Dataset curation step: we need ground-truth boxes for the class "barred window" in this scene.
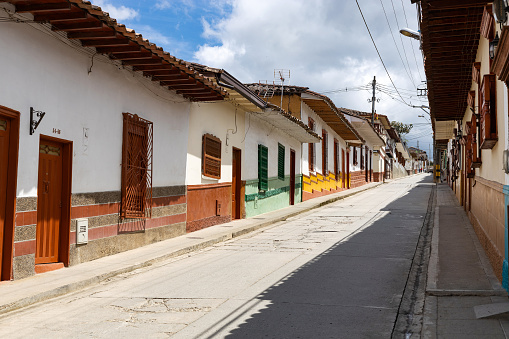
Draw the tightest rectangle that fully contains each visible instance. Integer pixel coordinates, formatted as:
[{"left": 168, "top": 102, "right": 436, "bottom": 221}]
[
  {"left": 322, "top": 129, "right": 328, "bottom": 175},
  {"left": 308, "top": 118, "right": 315, "bottom": 172},
  {"left": 202, "top": 134, "right": 221, "bottom": 179},
  {"left": 121, "top": 113, "right": 153, "bottom": 219}
]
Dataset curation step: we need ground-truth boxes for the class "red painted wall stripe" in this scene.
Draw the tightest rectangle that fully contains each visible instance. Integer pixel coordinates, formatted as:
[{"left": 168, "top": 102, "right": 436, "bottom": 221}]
[{"left": 14, "top": 240, "right": 36, "bottom": 257}]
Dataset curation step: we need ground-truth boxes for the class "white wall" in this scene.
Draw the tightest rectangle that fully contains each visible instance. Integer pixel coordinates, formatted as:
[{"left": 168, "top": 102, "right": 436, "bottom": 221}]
[
  {"left": 0, "top": 9, "right": 190, "bottom": 196},
  {"left": 244, "top": 113, "right": 302, "bottom": 180},
  {"left": 300, "top": 102, "right": 348, "bottom": 177},
  {"left": 187, "top": 101, "right": 246, "bottom": 185}
]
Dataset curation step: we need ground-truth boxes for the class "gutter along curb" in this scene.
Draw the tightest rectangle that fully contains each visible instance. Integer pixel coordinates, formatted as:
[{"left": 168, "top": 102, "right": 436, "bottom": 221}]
[{"left": 0, "top": 181, "right": 383, "bottom": 316}]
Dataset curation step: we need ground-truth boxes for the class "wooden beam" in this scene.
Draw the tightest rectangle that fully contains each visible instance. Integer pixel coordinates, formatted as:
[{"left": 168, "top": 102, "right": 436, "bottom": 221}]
[
  {"left": 52, "top": 21, "right": 104, "bottom": 31},
  {"left": 95, "top": 45, "right": 141, "bottom": 53},
  {"left": 67, "top": 30, "right": 117, "bottom": 39},
  {"left": 152, "top": 75, "right": 188, "bottom": 81},
  {"left": 81, "top": 38, "right": 131, "bottom": 47},
  {"left": 133, "top": 64, "right": 177, "bottom": 71},
  {"left": 122, "top": 58, "right": 162, "bottom": 65},
  {"left": 34, "top": 11, "right": 87, "bottom": 22},
  {"left": 142, "top": 69, "right": 180, "bottom": 77},
  {"left": 111, "top": 51, "right": 154, "bottom": 60},
  {"left": 16, "top": 3, "right": 71, "bottom": 13}
]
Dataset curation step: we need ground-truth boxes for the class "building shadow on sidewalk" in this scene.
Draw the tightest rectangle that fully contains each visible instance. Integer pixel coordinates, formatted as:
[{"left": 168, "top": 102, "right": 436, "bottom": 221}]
[{"left": 206, "top": 176, "right": 434, "bottom": 338}]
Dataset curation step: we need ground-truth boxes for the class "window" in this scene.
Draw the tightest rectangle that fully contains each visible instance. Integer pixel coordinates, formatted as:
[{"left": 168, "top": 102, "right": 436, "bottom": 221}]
[
  {"left": 202, "top": 134, "right": 221, "bottom": 179},
  {"left": 479, "top": 74, "right": 497, "bottom": 149},
  {"left": 322, "top": 129, "right": 328, "bottom": 175},
  {"left": 278, "top": 143, "right": 285, "bottom": 180},
  {"left": 353, "top": 147, "right": 358, "bottom": 166},
  {"left": 258, "top": 144, "right": 268, "bottom": 190},
  {"left": 121, "top": 113, "right": 153, "bottom": 219},
  {"left": 308, "top": 118, "right": 315, "bottom": 171}
]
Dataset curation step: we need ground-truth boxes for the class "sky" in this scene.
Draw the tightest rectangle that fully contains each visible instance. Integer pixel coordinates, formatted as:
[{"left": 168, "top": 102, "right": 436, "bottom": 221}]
[{"left": 93, "top": 0, "right": 433, "bottom": 155}]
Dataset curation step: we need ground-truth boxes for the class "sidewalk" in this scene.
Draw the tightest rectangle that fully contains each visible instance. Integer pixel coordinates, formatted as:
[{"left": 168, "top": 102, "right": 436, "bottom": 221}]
[
  {"left": 423, "top": 183, "right": 509, "bottom": 338},
  {"left": 0, "top": 181, "right": 383, "bottom": 316}
]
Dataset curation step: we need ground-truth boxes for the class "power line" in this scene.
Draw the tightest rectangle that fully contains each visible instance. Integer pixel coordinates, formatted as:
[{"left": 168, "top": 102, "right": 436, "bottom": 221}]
[
  {"left": 389, "top": 0, "right": 416, "bottom": 87},
  {"left": 355, "top": 0, "right": 410, "bottom": 106},
  {"left": 379, "top": 0, "right": 415, "bottom": 87},
  {"left": 399, "top": 0, "right": 424, "bottom": 82}
]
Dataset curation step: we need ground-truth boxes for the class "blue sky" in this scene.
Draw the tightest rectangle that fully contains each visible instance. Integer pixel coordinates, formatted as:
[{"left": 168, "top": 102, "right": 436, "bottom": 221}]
[{"left": 92, "top": 0, "right": 432, "bottom": 153}]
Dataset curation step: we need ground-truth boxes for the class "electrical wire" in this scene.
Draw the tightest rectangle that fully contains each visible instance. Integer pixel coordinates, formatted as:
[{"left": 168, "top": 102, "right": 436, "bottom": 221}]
[
  {"left": 399, "top": 0, "right": 424, "bottom": 82},
  {"left": 355, "top": 0, "right": 411, "bottom": 106},
  {"left": 379, "top": 0, "right": 415, "bottom": 87},
  {"left": 389, "top": 0, "right": 416, "bottom": 87}
]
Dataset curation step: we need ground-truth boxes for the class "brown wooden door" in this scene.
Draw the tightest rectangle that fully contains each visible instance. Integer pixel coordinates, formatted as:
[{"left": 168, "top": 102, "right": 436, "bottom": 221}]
[
  {"left": 341, "top": 149, "right": 345, "bottom": 188},
  {"left": 232, "top": 148, "right": 241, "bottom": 219},
  {"left": 36, "top": 141, "right": 63, "bottom": 264},
  {"left": 290, "top": 150, "right": 296, "bottom": 205},
  {"left": 346, "top": 151, "right": 350, "bottom": 189},
  {"left": 0, "top": 118, "right": 10, "bottom": 274}
]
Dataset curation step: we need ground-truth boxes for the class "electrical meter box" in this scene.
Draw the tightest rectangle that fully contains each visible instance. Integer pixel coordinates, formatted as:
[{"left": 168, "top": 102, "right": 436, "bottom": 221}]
[{"left": 76, "top": 218, "right": 88, "bottom": 245}]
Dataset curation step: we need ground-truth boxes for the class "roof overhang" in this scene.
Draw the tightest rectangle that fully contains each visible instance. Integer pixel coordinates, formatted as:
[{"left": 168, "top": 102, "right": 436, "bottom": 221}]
[
  {"left": 349, "top": 117, "right": 386, "bottom": 147},
  {"left": 249, "top": 107, "right": 321, "bottom": 143},
  {"left": 435, "top": 120, "right": 456, "bottom": 140},
  {"left": 301, "top": 92, "right": 364, "bottom": 144},
  {"left": 3, "top": 0, "right": 226, "bottom": 101},
  {"left": 420, "top": 0, "right": 488, "bottom": 121},
  {"left": 396, "top": 142, "right": 411, "bottom": 159}
]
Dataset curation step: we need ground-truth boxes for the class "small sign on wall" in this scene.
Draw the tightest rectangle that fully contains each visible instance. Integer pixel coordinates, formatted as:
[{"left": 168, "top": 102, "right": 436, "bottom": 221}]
[{"left": 76, "top": 218, "right": 88, "bottom": 244}]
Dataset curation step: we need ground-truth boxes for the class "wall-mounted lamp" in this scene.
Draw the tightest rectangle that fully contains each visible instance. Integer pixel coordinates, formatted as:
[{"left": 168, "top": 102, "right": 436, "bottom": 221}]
[{"left": 490, "top": 32, "right": 500, "bottom": 60}]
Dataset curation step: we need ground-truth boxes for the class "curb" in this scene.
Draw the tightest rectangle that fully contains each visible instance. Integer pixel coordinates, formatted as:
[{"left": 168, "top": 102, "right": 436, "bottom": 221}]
[{"left": 0, "top": 181, "right": 385, "bottom": 316}]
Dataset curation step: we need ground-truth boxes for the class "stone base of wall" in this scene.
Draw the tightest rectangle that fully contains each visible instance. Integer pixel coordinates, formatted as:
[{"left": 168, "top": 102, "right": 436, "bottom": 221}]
[
  {"left": 373, "top": 172, "right": 384, "bottom": 182},
  {"left": 468, "top": 211, "right": 504, "bottom": 283},
  {"left": 186, "top": 216, "right": 231, "bottom": 232},
  {"left": 12, "top": 254, "right": 35, "bottom": 280},
  {"left": 70, "top": 222, "right": 186, "bottom": 266},
  {"left": 350, "top": 170, "right": 369, "bottom": 188}
]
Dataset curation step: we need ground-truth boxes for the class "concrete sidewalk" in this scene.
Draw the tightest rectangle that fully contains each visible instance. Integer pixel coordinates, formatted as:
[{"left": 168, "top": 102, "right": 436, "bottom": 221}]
[
  {"left": 423, "top": 183, "right": 509, "bottom": 338},
  {"left": 0, "top": 181, "right": 384, "bottom": 316}
]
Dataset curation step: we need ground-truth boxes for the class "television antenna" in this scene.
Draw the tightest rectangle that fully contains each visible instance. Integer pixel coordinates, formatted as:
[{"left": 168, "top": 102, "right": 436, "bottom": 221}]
[{"left": 274, "top": 69, "right": 290, "bottom": 110}]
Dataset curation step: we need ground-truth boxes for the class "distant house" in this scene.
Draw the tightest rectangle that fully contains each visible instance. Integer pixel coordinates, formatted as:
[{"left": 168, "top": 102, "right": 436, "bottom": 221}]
[
  {"left": 0, "top": 0, "right": 225, "bottom": 280},
  {"left": 186, "top": 65, "right": 319, "bottom": 225},
  {"left": 247, "top": 84, "right": 365, "bottom": 200}
]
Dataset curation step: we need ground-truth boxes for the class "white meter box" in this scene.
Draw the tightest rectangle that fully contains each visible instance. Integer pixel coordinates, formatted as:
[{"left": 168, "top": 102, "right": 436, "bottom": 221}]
[{"left": 76, "top": 218, "right": 88, "bottom": 245}]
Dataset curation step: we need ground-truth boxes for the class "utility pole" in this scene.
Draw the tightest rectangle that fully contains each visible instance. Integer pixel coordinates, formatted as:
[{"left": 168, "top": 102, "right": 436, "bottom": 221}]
[{"left": 371, "top": 76, "right": 376, "bottom": 126}]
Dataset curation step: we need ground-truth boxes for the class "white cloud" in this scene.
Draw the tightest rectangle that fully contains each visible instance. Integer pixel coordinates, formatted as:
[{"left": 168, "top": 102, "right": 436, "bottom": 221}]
[
  {"left": 94, "top": 0, "right": 138, "bottom": 21},
  {"left": 155, "top": 0, "right": 172, "bottom": 10},
  {"left": 193, "top": 0, "right": 429, "bottom": 149},
  {"left": 129, "top": 25, "right": 170, "bottom": 46}
]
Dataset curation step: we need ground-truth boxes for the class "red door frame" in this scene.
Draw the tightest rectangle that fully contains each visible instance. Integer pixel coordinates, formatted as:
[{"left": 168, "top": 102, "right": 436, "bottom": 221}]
[
  {"left": 231, "top": 147, "right": 241, "bottom": 219},
  {"left": 0, "top": 106, "right": 19, "bottom": 281},
  {"left": 341, "top": 148, "right": 345, "bottom": 188},
  {"left": 290, "top": 149, "right": 296, "bottom": 205},
  {"left": 37, "top": 135, "right": 72, "bottom": 267}
]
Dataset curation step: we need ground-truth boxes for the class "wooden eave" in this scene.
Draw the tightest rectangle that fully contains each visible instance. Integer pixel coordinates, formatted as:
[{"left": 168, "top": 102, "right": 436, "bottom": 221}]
[
  {"left": 6, "top": 0, "right": 226, "bottom": 102},
  {"left": 301, "top": 97, "right": 364, "bottom": 143},
  {"left": 420, "top": 0, "right": 488, "bottom": 121}
]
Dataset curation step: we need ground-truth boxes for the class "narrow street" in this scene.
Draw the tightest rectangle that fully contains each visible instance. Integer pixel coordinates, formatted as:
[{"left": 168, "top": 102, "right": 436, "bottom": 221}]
[{"left": 0, "top": 175, "right": 433, "bottom": 338}]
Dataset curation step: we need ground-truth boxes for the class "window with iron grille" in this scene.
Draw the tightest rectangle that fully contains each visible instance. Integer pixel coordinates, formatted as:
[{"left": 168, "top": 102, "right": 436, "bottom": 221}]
[
  {"left": 278, "top": 143, "right": 285, "bottom": 180},
  {"left": 121, "top": 113, "right": 153, "bottom": 219},
  {"left": 202, "top": 134, "right": 221, "bottom": 179},
  {"left": 353, "top": 146, "right": 358, "bottom": 166},
  {"left": 334, "top": 139, "right": 339, "bottom": 181},
  {"left": 322, "top": 129, "right": 328, "bottom": 175},
  {"left": 258, "top": 144, "right": 268, "bottom": 190},
  {"left": 479, "top": 74, "right": 497, "bottom": 149},
  {"left": 360, "top": 146, "right": 365, "bottom": 170},
  {"left": 308, "top": 118, "right": 315, "bottom": 172}
]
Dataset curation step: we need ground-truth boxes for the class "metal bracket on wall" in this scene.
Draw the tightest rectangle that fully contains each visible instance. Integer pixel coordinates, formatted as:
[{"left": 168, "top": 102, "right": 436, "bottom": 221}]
[{"left": 30, "top": 107, "right": 45, "bottom": 135}]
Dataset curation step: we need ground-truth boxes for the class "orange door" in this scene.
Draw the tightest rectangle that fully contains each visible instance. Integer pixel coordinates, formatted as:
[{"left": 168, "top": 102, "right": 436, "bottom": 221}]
[
  {"left": 0, "top": 118, "right": 10, "bottom": 273},
  {"left": 231, "top": 148, "right": 241, "bottom": 219},
  {"left": 36, "top": 141, "right": 63, "bottom": 264}
]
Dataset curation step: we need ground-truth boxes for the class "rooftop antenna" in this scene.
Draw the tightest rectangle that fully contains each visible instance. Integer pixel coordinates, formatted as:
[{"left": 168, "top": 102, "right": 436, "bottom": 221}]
[{"left": 274, "top": 69, "right": 290, "bottom": 111}]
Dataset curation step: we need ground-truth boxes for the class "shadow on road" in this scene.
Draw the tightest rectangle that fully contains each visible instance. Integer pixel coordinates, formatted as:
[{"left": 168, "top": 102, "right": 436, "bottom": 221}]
[{"left": 212, "top": 175, "right": 433, "bottom": 338}]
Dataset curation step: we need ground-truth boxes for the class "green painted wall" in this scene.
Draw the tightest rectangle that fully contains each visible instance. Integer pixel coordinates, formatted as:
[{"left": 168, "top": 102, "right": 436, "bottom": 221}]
[{"left": 245, "top": 174, "right": 302, "bottom": 218}]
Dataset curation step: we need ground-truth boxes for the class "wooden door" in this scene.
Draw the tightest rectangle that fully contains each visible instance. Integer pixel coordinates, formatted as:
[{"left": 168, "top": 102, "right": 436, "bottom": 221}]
[
  {"left": 365, "top": 149, "right": 368, "bottom": 182},
  {"left": 231, "top": 148, "right": 241, "bottom": 219},
  {"left": 36, "top": 141, "right": 63, "bottom": 264},
  {"left": 0, "top": 118, "right": 10, "bottom": 274},
  {"left": 290, "top": 150, "right": 296, "bottom": 205},
  {"left": 346, "top": 151, "right": 350, "bottom": 189},
  {"left": 334, "top": 140, "right": 338, "bottom": 183},
  {"left": 341, "top": 149, "right": 345, "bottom": 188}
]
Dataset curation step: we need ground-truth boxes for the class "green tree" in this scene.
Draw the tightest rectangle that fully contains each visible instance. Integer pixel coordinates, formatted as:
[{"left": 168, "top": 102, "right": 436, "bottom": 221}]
[{"left": 391, "top": 121, "right": 413, "bottom": 135}]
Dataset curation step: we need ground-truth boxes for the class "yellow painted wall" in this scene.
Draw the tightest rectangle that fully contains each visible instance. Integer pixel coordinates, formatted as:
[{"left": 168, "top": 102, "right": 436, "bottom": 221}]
[
  {"left": 303, "top": 172, "right": 346, "bottom": 193},
  {"left": 268, "top": 94, "right": 302, "bottom": 120}
]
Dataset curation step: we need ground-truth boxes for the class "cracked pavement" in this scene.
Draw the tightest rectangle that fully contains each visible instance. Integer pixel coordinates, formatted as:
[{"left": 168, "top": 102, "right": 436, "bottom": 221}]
[{"left": 0, "top": 175, "right": 433, "bottom": 338}]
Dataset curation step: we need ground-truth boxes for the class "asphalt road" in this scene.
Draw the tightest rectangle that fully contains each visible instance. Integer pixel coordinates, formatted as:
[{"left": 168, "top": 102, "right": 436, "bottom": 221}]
[{"left": 0, "top": 174, "right": 433, "bottom": 338}]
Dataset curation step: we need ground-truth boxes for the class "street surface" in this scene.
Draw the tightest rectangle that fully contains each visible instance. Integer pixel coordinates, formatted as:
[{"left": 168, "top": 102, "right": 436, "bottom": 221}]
[{"left": 0, "top": 174, "right": 433, "bottom": 338}]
